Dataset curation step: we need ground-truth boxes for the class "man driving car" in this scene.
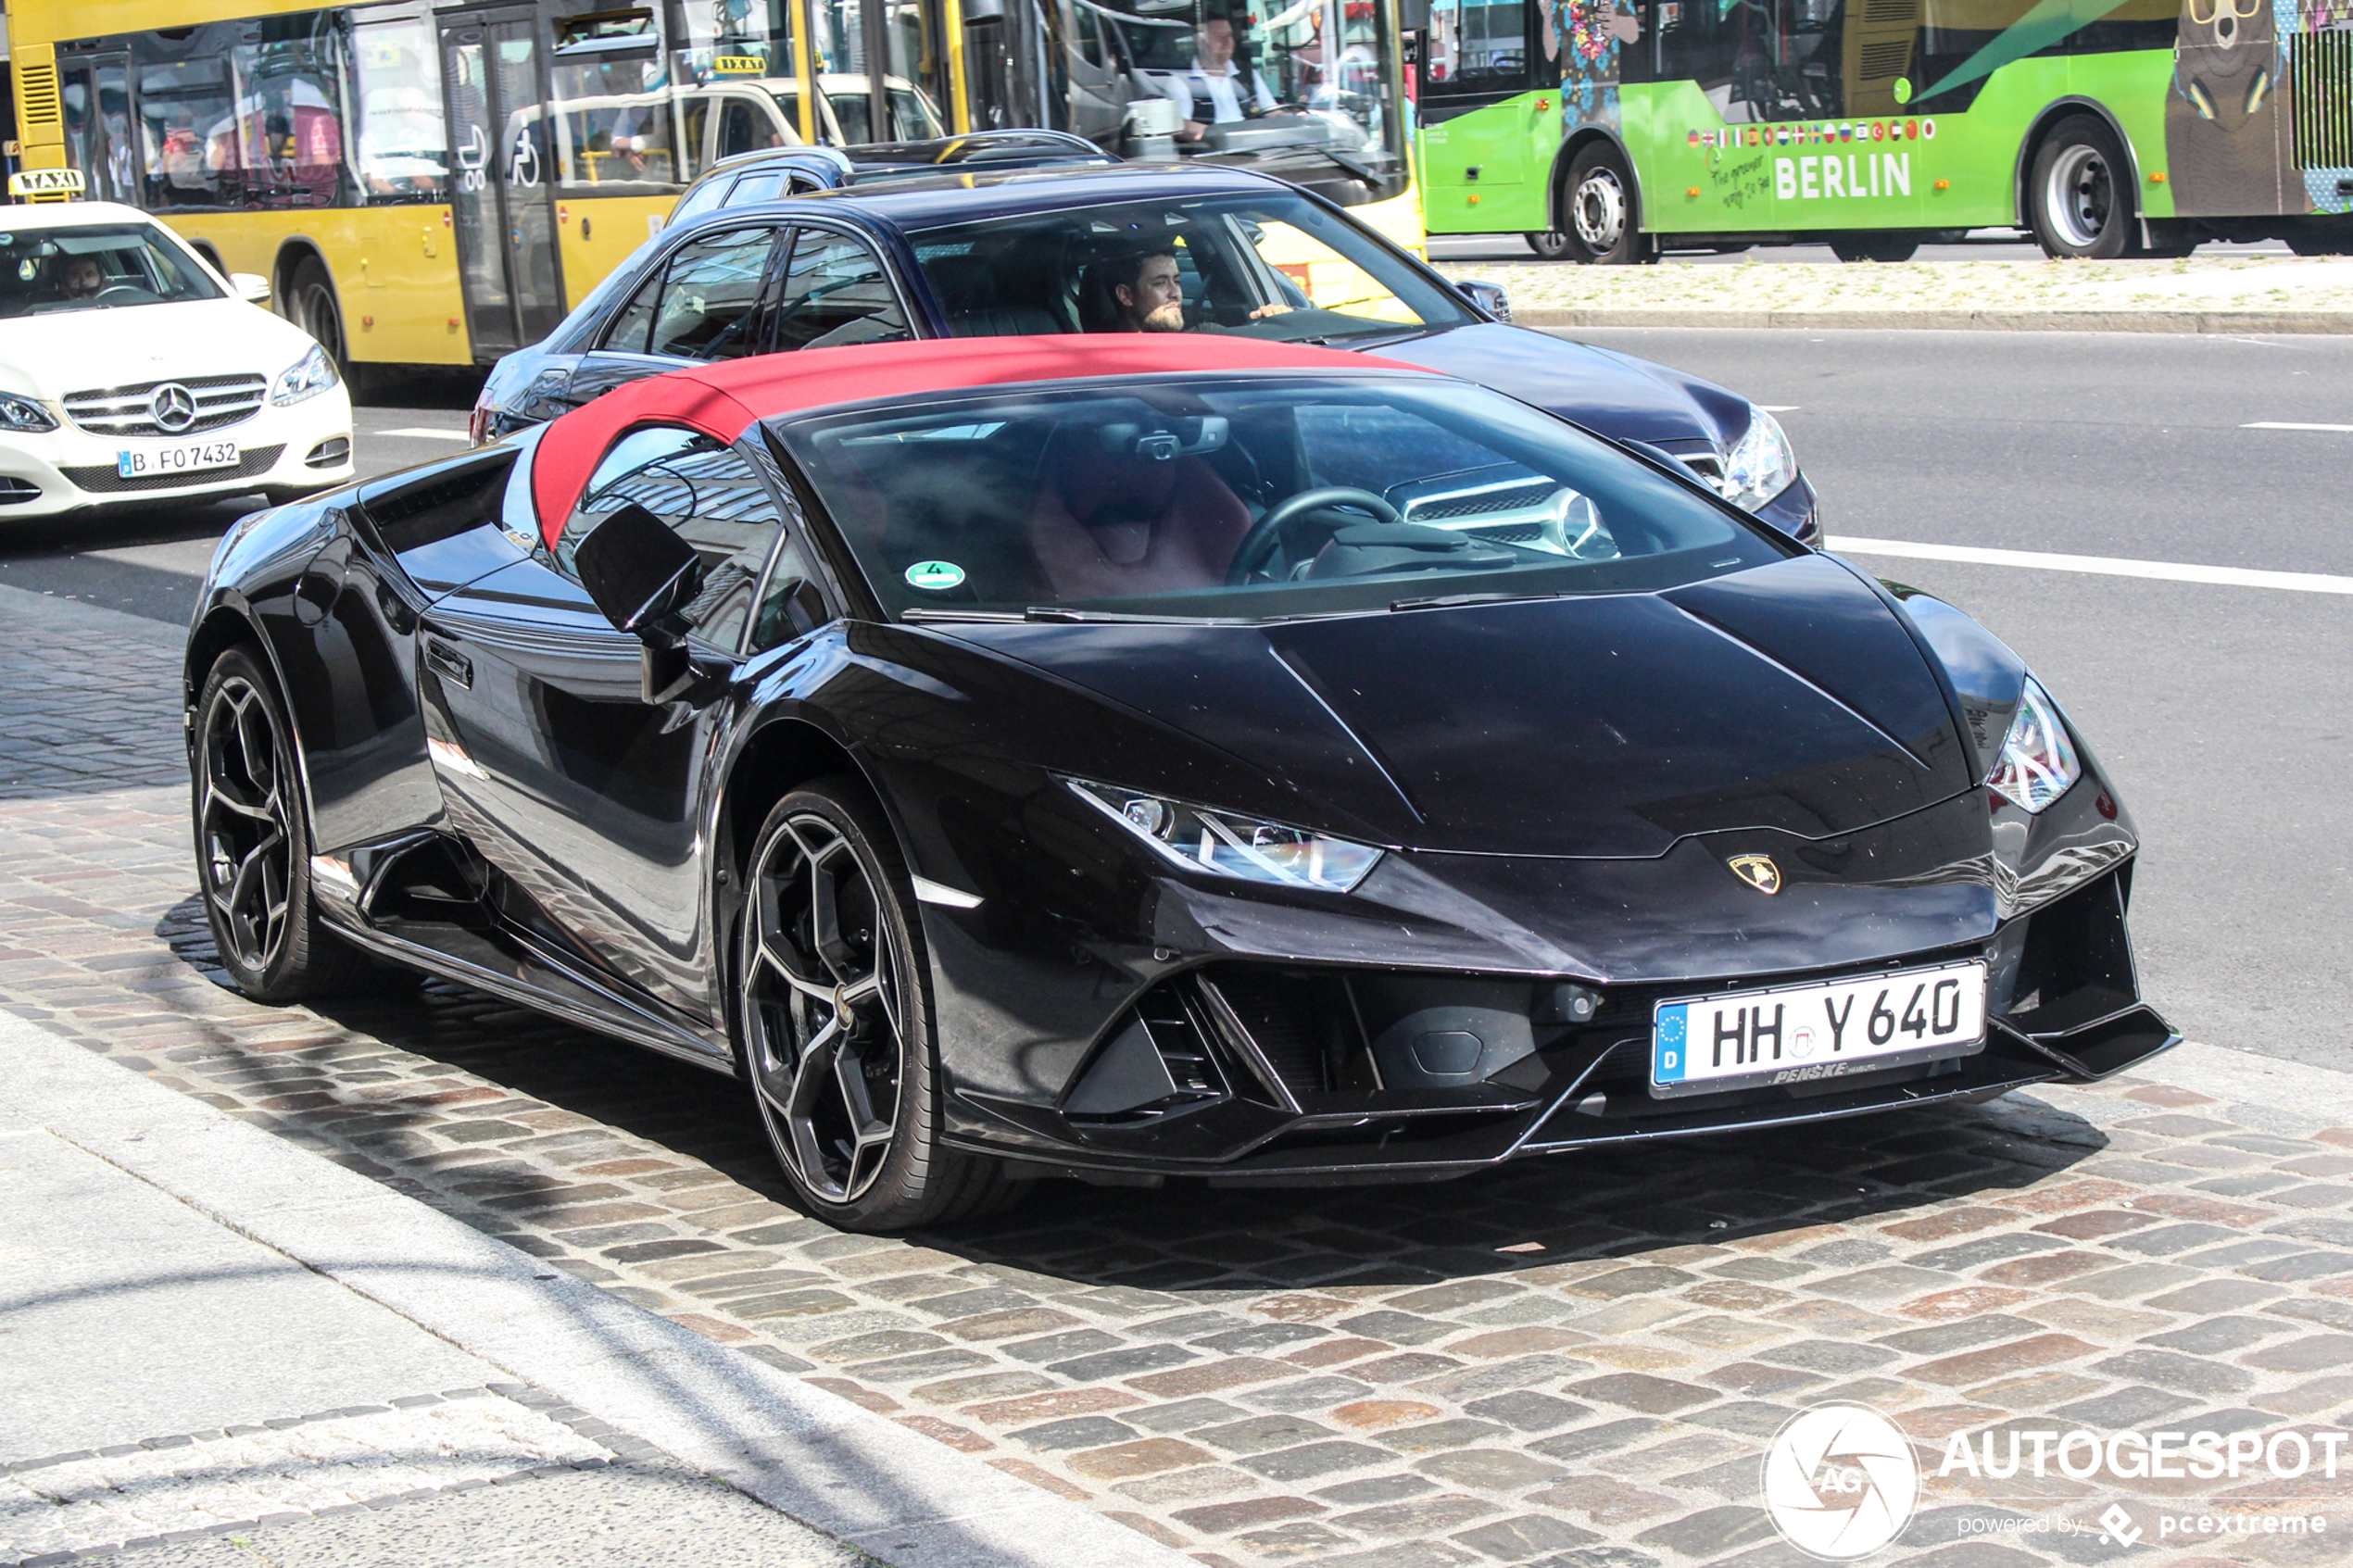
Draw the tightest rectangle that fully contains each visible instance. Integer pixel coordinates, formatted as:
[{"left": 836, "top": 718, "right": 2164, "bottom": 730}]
[
  {"left": 1102, "top": 246, "right": 1188, "bottom": 332},
  {"left": 58, "top": 255, "right": 107, "bottom": 301}
]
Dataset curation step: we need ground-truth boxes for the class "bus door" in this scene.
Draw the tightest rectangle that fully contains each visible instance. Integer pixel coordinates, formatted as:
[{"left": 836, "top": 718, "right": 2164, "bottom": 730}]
[
  {"left": 440, "top": 9, "right": 565, "bottom": 358},
  {"left": 1418, "top": 0, "right": 1549, "bottom": 232},
  {"left": 57, "top": 54, "right": 137, "bottom": 204}
]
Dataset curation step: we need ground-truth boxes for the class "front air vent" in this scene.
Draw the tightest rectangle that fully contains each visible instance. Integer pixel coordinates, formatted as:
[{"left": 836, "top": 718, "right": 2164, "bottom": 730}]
[
  {"left": 0, "top": 478, "right": 42, "bottom": 505},
  {"left": 1062, "top": 984, "right": 1229, "bottom": 1124},
  {"left": 65, "top": 374, "right": 267, "bottom": 437}
]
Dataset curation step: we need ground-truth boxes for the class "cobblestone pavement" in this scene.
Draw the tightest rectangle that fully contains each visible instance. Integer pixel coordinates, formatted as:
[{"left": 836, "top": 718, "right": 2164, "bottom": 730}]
[{"left": 6, "top": 584, "right": 2353, "bottom": 1568}]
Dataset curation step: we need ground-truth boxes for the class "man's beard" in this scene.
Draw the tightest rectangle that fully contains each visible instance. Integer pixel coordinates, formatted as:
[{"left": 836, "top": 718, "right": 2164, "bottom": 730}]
[{"left": 1140, "top": 301, "right": 1186, "bottom": 332}]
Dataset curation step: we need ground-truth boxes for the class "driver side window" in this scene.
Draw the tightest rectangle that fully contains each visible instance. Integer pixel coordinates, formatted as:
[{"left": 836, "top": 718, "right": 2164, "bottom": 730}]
[{"left": 554, "top": 427, "right": 789, "bottom": 653}]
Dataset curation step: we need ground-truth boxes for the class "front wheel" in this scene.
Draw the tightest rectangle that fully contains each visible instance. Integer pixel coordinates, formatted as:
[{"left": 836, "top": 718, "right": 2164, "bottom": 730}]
[
  {"left": 2028, "top": 117, "right": 2136, "bottom": 259},
  {"left": 288, "top": 257, "right": 371, "bottom": 400},
  {"left": 192, "top": 646, "right": 373, "bottom": 1000},
  {"left": 1829, "top": 232, "right": 1921, "bottom": 263},
  {"left": 1561, "top": 144, "right": 1657, "bottom": 265},
  {"left": 1525, "top": 229, "right": 1574, "bottom": 260},
  {"left": 736, "top": 778, "right": 1026, "bottom": 1232}
]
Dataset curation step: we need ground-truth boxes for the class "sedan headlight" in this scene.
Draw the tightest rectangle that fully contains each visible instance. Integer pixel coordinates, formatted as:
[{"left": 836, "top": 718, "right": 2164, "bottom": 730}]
[
  {"left": 0, "top": 392, "right": 59, "bottom": 433},
  {"left": 1718, "top": 405, "right": 1797, "bottom": 512},
  {"left": 1986, "top": 677, "right": 2081, "bottom": 814},
  {"left": 1067, "top": 779, "right": 1383, "bottom": 893},
  {"left": 270, "top": 343, "right": 339, "bottom": 408}
]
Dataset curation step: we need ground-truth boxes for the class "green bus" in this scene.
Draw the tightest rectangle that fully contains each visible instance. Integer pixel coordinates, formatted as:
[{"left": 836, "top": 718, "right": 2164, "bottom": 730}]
[{"left": 1410, "top": 0, "right": 2353, "bottom": 260}]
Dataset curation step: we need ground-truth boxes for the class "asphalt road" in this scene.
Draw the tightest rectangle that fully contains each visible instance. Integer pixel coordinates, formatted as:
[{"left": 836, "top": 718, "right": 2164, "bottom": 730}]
[{"left": 2, "top": 332, "right": 2344, "bottom": 1073}]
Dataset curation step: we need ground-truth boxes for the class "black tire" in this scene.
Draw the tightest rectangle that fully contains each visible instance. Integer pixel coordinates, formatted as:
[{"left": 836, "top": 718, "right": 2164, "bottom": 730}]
[
  {"left": 2285, "top": 226, "right": 2353, "bottom": 256},
  {"left": 191, "top": 646, "right": 374, "bottom": 1001},
  {"left": 287, "top": 257, "right": 372, "bottom": 400},
  {"left": 1829, "top": 232, "right": 1921, "bottom": 263},
  {"left": 1561, "top": 143, "right": 1656, "bottom": 265},
  {"left": 2028, "top": 116, "right": 2137, "bottom": 259},
  {"left": 736, "top": 776, "right": 1027, "bottom": 1232},
  {"left": 1525, "top": 229, "right": 1574, "bottom": 260}
]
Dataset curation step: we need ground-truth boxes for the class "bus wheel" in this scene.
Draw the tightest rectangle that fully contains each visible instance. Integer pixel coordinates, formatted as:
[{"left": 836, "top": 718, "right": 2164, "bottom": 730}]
[
  {"left": 2029, "top": 117, "right": 2134, "bottom": 258},
  {"left": 1830, "top": 233, "right": 1920, "bottom": 263},
  {"left": 1564, "top": 144, "right": 1656, "bottom": 265},
  {"left": 1526, "top": 230, "right": 1574, "bottom": 260},
  {"left": 289, "top": 258, "right": 370, "bottom": 399}
]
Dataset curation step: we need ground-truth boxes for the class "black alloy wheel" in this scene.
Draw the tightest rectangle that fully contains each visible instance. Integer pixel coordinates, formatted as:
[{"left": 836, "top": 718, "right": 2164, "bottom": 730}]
[
  {"left": 1562, "top": 142, "right": 1658, "bottom": 265},
  {"left": 2028, "top": 116, "right": 2138, "bottom": 259},
  {"left": 192, "top": 647, "right": 371, "bottom": 1000},
  {"left": 736, "top": 778, "right": 1024, "bottom": 1231}
]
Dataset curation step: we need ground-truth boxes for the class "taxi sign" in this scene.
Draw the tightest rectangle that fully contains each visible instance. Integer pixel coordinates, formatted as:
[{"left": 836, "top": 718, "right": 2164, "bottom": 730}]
[
  {"left": 713, "top": 54, "right": 766, "bottom": 72},
  {"left": 9, "top": 168, "right": 86, "bottom": 197}
]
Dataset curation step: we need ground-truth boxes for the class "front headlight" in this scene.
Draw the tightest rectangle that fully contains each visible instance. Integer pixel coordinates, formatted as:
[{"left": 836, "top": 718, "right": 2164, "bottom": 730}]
[
  {"left": 0, "top": 392, "right": 59, "bottom": 433},
  {"left": 270, "top": 343, "right": 339, "bottom": 408},
  {"left": 1718, "top": 405, "right": 1797, "bottom": 512},
  {"left": 1067, "top": 779, "right": 1384, "bottom": 893},
  {"left": 1986, "top": 677, "right": 2082, "bottom": 814}
]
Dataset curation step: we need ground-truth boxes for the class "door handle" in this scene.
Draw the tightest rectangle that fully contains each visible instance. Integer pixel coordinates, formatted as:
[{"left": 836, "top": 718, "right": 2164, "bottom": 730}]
[{"left": 425, "top": 638, "right": 473, "bottom": 690}]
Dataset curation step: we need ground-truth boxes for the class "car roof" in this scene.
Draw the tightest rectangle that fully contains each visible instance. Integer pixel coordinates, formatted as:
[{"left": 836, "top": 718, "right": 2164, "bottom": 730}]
[
  {"left": 782, "top": 161, "right": 1292, "bottom": 227},
  {"left": 529, "top": 333, "right": 1437, "bottom": 546},
  {"left": 0, "top": 200, "right": 163, "bottom": 232}
]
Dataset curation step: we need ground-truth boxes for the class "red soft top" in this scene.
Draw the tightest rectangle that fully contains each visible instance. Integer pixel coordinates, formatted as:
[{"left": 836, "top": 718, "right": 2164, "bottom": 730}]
[{"left": 527, "top": 333, "right": 1433, "bottom": 546}]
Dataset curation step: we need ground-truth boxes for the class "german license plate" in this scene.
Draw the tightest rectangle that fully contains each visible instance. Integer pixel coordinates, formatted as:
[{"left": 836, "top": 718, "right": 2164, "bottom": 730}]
[
  {"left": 1651, "top": 960, "right": 1987, "bottom": 1098},
  {"left": 118, "top": 440, "right": 238, "bottom": 479}
]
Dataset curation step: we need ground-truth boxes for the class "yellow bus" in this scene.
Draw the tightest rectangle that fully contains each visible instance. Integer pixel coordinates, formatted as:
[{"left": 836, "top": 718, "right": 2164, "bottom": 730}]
[{"left": 6, "top": 0, "right": 966, "bottom": 377}]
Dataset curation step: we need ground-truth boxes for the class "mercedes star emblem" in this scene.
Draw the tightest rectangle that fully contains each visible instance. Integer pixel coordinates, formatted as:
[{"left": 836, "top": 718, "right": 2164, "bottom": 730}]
[{"left": 148, "top": 383, "right": 198, "bottom": 433}]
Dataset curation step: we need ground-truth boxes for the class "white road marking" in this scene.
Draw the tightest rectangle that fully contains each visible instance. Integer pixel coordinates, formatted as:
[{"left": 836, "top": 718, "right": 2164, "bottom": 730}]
[
  {"left": 2242, "top": 420, "right": 2353, "bottom": 432},
  {"left": 378, "top": 427, "right": 472, "bottom": 441},
  {"left": 1758, "top": 406, "right": 1801, "bottom": 412},
  {"left": 1828, "top": 536, "right": 2353, "bottom": 596}
]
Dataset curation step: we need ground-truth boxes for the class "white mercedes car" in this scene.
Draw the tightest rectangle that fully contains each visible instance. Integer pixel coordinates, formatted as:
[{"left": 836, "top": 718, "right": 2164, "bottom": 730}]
[{"left": 0, "top": 201, "right": 353, "bottom": 521}]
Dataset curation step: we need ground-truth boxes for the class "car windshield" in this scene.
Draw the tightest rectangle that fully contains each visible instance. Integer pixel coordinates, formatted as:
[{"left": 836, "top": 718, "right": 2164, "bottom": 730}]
[
  {"left": 0, "top": 223, "right": 223, "bottom": 318},
  {"left": 777, "top": 374, "right": 1793, "bottom": 622},
  {"left": 905, "top": 190, "right": 1473, "bottom": 343}
]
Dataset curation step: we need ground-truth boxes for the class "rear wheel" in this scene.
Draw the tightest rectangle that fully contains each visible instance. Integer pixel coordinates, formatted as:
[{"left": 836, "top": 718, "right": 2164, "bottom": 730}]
[
  {"left": 736, "top": 778, "right": 1026, "bottom": 1232},
  {"left": 1562, "top": 143, "right": 1657, "bottom": 265},
  {"left": 287, "top": 257, "right": 371, "bottom": 399},
  {"left": 1829, "top": 232, "right": 1921, "bottom": 263},
  {"left": 192, "top": 646, "right": 373, "bottom": 1001},
  {"left": 2028, "top": 116, "right": 2136, "bottom": 259}
]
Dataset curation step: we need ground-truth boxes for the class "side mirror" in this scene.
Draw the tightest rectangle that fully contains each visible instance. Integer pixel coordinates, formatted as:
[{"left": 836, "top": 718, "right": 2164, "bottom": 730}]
[
  {"left": 1453, "top": 279, "right": 1512, "bottom": 322},
  {"left": 231, "top": 272, "right": 271, "bottom": 304},
  {"left": 573, "top": 503, "right": 703, "bottom": 643}
]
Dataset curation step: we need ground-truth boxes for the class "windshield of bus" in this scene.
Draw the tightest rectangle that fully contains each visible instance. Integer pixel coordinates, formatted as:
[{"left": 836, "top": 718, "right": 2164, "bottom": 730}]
[
  {"left": 1097, "top": 0, "right": 1397, "bottom": 161},
  {"left": 0, "top": 223, "right": 223, "bottom": 318},
  {"left": 778, "top": 375, "right": 1788, "bottom": 623},
  {"left": 908, "top": 190, "right": 1472, "bottom": 343}
]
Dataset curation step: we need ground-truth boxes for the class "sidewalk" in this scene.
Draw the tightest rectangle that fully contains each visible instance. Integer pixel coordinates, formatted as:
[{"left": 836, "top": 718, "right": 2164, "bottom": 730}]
[
  {"left": 1434, "top": 254, "right": 2353, "bottom": 333},
  {"left": 0, "top": 1007, "right": 1194, "bottom": 1568}
]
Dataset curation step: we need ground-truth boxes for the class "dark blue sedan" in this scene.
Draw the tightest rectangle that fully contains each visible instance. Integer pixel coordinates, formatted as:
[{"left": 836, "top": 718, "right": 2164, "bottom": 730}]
[{"left": 472, "top": 165, "right": 1818, "bottom": 540}]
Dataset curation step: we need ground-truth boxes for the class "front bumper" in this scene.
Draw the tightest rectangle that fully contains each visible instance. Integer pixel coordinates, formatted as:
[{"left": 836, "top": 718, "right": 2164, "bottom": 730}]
[
  {"left": 0, "top": 395, "right": 354, "bottom": 520},
  {"left": 944, "top": 865, "right": 2176, "bottom": 1185}
]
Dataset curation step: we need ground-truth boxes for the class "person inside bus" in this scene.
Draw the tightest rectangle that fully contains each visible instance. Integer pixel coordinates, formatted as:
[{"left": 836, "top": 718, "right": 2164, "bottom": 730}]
[{"left": 1157, "top": 16, "right": 1280, "bottom": 143}]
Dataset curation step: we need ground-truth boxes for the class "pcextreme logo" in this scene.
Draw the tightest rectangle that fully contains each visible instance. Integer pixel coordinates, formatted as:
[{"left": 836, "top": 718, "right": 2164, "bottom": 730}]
[{"left": 1762, "top": 1403, "right": 1922, "bottom": 1560}]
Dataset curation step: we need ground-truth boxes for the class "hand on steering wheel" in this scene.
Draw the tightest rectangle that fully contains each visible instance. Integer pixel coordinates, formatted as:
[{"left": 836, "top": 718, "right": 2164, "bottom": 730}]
[{"left": 1225, "top": 486, "right": 1403, "bottom": 584}]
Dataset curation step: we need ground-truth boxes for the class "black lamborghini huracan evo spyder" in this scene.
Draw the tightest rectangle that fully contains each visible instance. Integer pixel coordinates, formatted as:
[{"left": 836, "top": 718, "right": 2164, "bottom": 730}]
[{"left": 185, "top": 334, "right": 2177, "bottom": 1232}]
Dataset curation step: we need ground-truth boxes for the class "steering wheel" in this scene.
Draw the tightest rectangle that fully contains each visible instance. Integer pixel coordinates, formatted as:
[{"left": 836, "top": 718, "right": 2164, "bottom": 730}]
[
  {"left": 1226, "top": 486, "right": 1403, "bottom": 584},
  {"left": 93, "top": 284, "right": 152, "bottom": 306}
]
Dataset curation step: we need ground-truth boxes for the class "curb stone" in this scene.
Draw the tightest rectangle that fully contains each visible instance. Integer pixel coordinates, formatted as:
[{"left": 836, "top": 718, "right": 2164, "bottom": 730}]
[
  {"left": 1509, "top": 307, "right": 2353, "bottom": 333},
  {"left": 0, "top": 1008, "right": 1197, "bottom": 1568}
]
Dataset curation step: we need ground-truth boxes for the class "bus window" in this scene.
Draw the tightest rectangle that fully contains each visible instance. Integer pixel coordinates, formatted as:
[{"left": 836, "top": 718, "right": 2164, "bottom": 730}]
[
  {"left": 1427, "top": 0, "right": 1534, "bottom": 94},
  {"left": 552, "top": 14, "right": 679, "bottom": 191},
  {"left": 352, "top": 17, "right": 447, "bottom": 202},
  {"left": 137, "top": 53, "right": 237, "bottom": 208},
  {"left": 60, "top": 60, "right": 136, "bottom": 205},
  {"left": 1651, "top": 0, "right": 1841, "bottom": 123},
  {"left": 225, "top": 17, "right": 349, "bottom": 209}
]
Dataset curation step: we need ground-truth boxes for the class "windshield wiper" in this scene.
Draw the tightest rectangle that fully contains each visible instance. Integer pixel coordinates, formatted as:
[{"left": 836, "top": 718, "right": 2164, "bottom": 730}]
[
  {"left": 1022, "top": 606, "right": 1230, "bottom": 625},
  {"left": 1388, "top": 589, "right": 1567, "bottom": 613},
  {"left": 901, "top": 607, "right": 1026, "bottom": 623}
]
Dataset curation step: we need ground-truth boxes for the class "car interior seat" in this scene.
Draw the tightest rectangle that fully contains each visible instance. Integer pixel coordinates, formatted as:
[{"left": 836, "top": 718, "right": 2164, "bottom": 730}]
[
  {"left": 1026, "top": 420, "right": 1252, "bottom": 600},
  {"left": 928, "top": 252, "right": 1062, "bottom": 337}
]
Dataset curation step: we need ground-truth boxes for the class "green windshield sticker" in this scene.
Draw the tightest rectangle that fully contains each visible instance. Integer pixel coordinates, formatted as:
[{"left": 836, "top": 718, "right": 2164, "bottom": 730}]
[{"left": 904, "top": 560, "right": 966, "bottom": 591}]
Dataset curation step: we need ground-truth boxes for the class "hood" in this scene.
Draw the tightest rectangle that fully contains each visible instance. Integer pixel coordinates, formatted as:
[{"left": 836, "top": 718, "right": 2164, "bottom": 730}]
[
  {"left": 1373, "top": 323, "right": 1751, "bottom": 449},
  {"left": 938, "top": 554, "right": 1977, "bottom": 859},
  {"left": 0, "top": 296, "right": 317, "bottom": 397}
]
